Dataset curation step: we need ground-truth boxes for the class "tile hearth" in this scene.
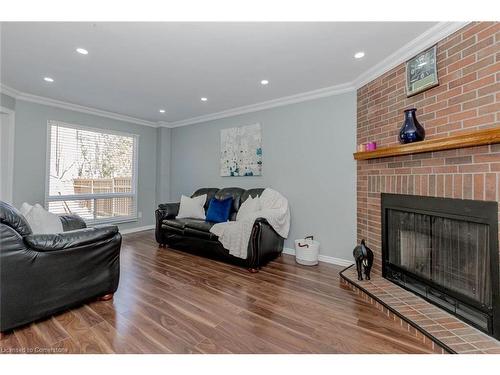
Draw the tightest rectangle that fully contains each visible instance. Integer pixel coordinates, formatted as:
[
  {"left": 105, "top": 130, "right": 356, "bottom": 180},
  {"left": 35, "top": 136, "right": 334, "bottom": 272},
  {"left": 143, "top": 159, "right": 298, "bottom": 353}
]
[{"left": 340, "top": 265, "right": 500, "bottom": 354}]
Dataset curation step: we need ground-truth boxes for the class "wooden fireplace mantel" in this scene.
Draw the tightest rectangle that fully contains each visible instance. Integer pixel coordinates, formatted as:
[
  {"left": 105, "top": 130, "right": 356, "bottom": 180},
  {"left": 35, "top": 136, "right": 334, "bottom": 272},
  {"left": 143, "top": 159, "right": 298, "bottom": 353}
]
[{"left": 353, "top": 128, "right": 500, "bottom": 161}]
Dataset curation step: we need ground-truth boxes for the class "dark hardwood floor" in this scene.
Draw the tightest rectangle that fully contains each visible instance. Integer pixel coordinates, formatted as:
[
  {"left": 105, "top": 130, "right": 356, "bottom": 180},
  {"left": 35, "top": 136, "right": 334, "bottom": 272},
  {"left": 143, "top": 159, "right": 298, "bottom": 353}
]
[{"left": 0, "top": 230, "right": 432, "bottom": 354}]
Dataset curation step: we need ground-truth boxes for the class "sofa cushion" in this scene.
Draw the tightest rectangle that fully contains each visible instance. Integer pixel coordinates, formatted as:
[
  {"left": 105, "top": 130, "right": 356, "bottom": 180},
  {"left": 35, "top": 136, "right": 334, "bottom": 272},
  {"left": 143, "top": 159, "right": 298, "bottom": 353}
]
[
  {"left": 214, "top": 187, "right": 245, "bottom": 214},
  {"left": 241, "top": 188, "right": 265, "bottom": 203},
  {"left": 176, "top": 194, "right": 207, "bottom": 219},
  {"left": 59, "top": 214, "right": 87, "bottom": 231},
  {"left": 184, "top": 227, "right": 218, "bottom": 241},
  {"left": 191, "top": 188, "right": 219, "bottom": 210},
  {"left": 162, "top": 218, "right": 187, "bottom": 230},
  {"left": 163, "top": 218, "right": 215, "bottom": 232},
  {"left": 162, "top": 218, "right": 218, "bottom": 240},
  {"left": 161, "top": 224, "right": 183, "bottom": 236},
  {"left": 206, "top": 197, "right": 233, "bottom": 223},
  {"left": 236, "top": 195, "right": 260, "bottom": 221},
  {"left": 184, "top": 219, "right": 216, "bottom": 232},
  {"left": 22, "top": 203, "right": 63, "bottom": 234}
]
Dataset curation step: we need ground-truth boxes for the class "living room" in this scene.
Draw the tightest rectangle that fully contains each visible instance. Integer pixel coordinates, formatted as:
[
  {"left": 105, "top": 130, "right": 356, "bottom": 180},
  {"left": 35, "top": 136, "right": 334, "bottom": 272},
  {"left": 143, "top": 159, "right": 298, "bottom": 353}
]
[{"left": 1, "top": 0, "right": 499, "bottom": 371}]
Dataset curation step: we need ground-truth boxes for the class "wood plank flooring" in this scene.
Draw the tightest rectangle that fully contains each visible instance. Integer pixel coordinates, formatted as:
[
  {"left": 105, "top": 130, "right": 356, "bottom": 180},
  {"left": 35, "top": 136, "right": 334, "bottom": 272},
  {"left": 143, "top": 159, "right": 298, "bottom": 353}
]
[{"left": 0, "top": 230, "right": 432, "bottom": 354}]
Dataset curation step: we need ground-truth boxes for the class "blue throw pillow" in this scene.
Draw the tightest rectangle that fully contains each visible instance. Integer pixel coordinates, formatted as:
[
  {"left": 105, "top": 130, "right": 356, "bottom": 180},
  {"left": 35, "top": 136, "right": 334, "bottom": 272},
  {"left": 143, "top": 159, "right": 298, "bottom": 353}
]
[{"left": 206, "top": 197, "right": 233, "bottom": 223}]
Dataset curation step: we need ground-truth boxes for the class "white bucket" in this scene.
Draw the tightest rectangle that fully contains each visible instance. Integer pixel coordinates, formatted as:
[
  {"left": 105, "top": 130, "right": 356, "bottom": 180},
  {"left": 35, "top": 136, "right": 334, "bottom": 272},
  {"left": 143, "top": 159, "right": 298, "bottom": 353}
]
[{"left": 294, "top": 237, "right": 320, "bottom": 266}]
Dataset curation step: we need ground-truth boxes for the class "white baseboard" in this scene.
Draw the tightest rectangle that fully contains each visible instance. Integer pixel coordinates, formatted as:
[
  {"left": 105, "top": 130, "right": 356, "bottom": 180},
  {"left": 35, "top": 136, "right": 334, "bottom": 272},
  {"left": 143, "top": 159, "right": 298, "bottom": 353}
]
[
  {"left": 116, "top": 230, "right": 353, "bottom": 267},
  {"left": 120, "top": 224, "right": 155, "bottom": 235},
  {"left": 283, "top": 247, "right": 353, "bottom": 267}
]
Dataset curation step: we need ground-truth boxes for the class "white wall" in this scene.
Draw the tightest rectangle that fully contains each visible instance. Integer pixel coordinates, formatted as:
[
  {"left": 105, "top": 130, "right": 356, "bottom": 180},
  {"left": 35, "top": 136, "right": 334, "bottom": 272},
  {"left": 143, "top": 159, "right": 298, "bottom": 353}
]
[
  {"left": 170, "top": 92, "right": 357, "bottom": 261},
  {"left": 156, "top": 126, "right": 171, "bottom": 204},
  {"left": 0, "top": 93, "right": 16, "bottom": 111}
]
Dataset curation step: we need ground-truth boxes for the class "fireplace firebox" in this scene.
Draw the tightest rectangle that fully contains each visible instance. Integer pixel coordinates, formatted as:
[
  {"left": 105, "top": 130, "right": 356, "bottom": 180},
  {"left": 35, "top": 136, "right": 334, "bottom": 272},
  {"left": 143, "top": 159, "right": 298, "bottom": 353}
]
[{"left": 382, "top": 193, "right": 499, "bottom": 339}]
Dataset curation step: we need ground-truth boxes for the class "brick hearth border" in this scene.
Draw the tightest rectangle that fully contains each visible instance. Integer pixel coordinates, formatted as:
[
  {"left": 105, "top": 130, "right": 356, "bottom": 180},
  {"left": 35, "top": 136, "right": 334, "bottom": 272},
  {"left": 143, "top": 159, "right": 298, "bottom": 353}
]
[{"left": 340, "top": 265, "right": 500, "bottom": 354}]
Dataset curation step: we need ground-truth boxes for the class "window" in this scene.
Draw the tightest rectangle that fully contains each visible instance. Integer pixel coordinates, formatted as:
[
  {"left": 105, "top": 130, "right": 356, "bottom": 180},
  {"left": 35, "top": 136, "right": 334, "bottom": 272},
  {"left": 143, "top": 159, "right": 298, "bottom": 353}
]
[{"left": 46, "top": 121, "right": 138, "bottom": 224}]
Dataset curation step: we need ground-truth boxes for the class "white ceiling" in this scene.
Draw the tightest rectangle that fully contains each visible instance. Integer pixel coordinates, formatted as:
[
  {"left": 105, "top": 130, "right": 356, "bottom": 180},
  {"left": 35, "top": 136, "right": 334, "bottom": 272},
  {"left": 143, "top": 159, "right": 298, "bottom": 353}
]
[{"left": 1, "top": 22, "right": 441, "bottom": 125}]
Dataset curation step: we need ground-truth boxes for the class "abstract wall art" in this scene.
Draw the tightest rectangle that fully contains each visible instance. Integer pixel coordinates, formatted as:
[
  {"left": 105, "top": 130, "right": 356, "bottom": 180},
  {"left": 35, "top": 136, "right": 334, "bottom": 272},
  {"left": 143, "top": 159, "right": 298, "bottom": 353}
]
[{"left": 220, "top": 123, "right": 262, "bottom": 177}]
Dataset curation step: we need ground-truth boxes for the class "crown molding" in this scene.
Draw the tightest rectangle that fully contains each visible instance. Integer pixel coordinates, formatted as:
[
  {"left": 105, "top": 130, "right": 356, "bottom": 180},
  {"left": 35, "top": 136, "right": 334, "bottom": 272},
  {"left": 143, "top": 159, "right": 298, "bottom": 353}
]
[
  {"left": 157, "top": 121, "right": 171, "bottom": 128},
  {"left": 0, "top": 83, "right": 159, "bottom": 128},
  {"left": 1, "top": 22, "right": 469, "bottom": 129},
  {"left": 167, "top": 22, "right": 469, "bottom": 128},
  {"left": 353, "top": 21, "right": 470, "bottom": 89},
  {"left": 0, "top": 84, "right": 21, "bottom": 98},
  {"left": 167, "top": 82, "right": 355, "bottom": 128}
]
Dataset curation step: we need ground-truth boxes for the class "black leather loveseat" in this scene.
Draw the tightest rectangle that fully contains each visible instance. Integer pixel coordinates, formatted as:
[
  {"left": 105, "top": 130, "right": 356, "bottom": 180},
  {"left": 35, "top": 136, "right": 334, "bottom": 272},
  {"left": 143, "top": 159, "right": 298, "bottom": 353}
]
[
  {"left": 0, "top": 201, "right": 121, "bottom": 333},
  {"left": 155, "top": 187, "right": 284, "bottom": 271}
]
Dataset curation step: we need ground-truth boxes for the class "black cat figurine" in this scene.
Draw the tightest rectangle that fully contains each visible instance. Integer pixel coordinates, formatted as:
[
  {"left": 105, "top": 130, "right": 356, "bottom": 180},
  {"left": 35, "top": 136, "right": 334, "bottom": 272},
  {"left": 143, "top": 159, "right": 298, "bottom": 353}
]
[{"left": 352, "top": 239, "right": 374, "bottom": 281}]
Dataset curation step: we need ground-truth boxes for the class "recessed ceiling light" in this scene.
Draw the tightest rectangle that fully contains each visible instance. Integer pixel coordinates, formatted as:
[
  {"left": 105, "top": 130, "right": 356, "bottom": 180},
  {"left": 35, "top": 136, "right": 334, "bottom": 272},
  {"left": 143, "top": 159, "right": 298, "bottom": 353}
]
[
  {"left": 76, "top": 48, "right": 89, "bottom": 55},
  {"left": 354, "top": 51, "right": 365, "bottom": 59},
  {"left": 201, "top": 97, "right": 208, "bottom": 102},
  {"left": 159, "top": 109, "right": 166, "bottom": 113},
  {"left": 260, "top": 79, "right": 269, "bottom": 85},
  {"left": 44, "top": 77, "right": 54, "bottom": 82}
]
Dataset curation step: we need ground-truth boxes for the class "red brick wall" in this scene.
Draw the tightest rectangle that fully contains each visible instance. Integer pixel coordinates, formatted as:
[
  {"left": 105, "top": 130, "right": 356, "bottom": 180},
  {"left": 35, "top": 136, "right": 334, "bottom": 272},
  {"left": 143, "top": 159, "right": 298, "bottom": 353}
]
[{"left": 357, "top": 22, "right": 500, "bottom": 273}]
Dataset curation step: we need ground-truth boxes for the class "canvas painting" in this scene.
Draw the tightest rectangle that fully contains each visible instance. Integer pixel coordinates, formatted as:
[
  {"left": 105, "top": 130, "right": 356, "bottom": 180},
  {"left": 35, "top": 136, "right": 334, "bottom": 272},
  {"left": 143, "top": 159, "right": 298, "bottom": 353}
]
[{"left": 220, "top": 123, "right": 262, "bottom": 177}]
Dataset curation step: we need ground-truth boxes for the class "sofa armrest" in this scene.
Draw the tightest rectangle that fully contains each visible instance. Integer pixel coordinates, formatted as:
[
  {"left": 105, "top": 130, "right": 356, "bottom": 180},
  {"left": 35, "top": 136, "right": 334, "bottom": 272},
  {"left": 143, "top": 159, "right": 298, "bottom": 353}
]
[
  {"left": 59, "top": 214, "right": 87, "bottom": 231},
  {"left": 254, "top": 217, "right": 270, "bottom": 226},
  {"left": 157, "top": 202, "right": 180, "bottom": 220},
  {"left": 24, "top": 225, "right": 119, "bottom": 252},
  {"left": 253, "top": 217, "right": 285, "bottom": 235},
  {"left": 246, "top": 218, "right": 284, "bottom": 269},
  {"left": 155, "top": 203, "right": 180, "bottom": 245}
]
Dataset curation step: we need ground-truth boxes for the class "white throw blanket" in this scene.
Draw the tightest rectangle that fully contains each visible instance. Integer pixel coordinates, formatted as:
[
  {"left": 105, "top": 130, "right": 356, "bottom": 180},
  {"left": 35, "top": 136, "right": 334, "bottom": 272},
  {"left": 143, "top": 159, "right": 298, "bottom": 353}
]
[{"left": 210, "top": 188, "right": 290, "bottom": 259}]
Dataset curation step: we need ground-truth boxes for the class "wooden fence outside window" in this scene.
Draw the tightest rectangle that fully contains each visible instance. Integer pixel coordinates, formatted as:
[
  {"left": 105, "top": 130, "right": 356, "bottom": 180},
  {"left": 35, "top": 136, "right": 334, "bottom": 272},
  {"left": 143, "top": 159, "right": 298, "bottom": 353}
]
[{"left": 73, "top": 177, "right": 132, "bottom": 217}]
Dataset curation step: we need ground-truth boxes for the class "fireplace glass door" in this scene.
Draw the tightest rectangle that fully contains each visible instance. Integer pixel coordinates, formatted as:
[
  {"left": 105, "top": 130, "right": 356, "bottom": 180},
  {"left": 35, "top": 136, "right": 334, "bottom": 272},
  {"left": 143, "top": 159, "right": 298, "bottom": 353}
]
[{"left": 387, "top": 209, "right": 491, "bottom": 307}]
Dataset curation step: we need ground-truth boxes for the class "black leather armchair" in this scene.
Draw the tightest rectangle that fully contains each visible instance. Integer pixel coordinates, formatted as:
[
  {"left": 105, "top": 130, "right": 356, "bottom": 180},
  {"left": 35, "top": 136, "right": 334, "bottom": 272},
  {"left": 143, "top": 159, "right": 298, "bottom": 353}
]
[
  {"left": 0, "top": 201, "right": 122, "bottom": 333},
  {"left": 155, "top": 187, "right": 284, "bottom": 272}
]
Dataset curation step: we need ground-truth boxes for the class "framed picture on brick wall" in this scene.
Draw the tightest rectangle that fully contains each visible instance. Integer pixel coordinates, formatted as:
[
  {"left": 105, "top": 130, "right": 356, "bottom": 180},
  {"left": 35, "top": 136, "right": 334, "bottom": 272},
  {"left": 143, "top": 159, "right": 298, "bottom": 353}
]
[{"left": 406, "top": 45, "right": 439, "bottom": 97}]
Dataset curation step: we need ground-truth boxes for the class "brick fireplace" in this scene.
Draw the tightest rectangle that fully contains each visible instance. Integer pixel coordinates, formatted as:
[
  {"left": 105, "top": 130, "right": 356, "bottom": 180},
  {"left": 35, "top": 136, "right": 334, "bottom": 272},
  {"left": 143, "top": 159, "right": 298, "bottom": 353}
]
[{"left": 356, "top": 21, "right": 500, "bottom": 275}]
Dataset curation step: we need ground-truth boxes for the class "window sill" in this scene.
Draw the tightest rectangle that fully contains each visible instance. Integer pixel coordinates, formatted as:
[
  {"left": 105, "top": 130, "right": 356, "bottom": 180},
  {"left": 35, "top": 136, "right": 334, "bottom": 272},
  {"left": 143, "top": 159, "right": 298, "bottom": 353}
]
[{"left": 86, "top": 216, "right": 138, "bottom": 226}]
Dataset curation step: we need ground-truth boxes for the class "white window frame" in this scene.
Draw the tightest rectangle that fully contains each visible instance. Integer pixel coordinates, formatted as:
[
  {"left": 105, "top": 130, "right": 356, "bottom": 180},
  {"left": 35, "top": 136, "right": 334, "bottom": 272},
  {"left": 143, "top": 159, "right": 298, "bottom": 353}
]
[{"left": 45, "top": 120, "right": 139, "bottom": 225}]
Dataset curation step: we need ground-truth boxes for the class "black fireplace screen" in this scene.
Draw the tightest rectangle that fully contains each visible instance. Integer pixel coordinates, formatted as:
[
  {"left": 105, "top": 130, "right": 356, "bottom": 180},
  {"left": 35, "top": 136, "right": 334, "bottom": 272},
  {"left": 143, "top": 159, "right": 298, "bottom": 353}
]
[
  {"left": 387, "top": 210, "right": 491, "bottom": 306},
  {"left": 382, "top": 193, "right": 499, "bottom": 338}
]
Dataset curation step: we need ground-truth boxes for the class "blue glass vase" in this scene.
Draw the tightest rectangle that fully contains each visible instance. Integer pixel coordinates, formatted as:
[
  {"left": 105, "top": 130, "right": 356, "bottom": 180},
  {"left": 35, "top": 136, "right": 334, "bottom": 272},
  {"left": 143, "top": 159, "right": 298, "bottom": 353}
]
[{"left": 399, "top": 108, "right": 425, "bottom": 144}]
